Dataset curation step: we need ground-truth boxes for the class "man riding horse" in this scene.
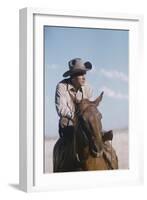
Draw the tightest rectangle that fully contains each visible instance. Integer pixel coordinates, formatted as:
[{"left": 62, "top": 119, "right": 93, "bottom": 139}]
[
  {"left": 53, "top": 58, "right": 117, "bottom": 172},
  {"left": 55, "top": 58, "right": 112, "bottom": 142}
]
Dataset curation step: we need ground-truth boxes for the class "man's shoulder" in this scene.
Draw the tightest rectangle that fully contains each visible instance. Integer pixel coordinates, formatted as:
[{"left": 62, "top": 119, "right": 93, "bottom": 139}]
[
  {"left": 59, "top": 78, "right": 71, "bottom": 84},
  {"left": 56, "top": 78, "right": 70, "bottom": 89}
]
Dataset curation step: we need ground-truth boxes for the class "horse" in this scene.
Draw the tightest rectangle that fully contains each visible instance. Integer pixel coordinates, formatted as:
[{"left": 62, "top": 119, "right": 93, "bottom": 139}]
[{"left": 53, "top": 92, "right": 118, "bottom": 172}]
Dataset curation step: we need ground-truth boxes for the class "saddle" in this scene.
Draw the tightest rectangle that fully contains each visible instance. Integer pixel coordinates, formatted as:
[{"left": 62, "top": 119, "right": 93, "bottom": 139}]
[{"left": 103, "top": 141, "right": 119, "bottom": 169}]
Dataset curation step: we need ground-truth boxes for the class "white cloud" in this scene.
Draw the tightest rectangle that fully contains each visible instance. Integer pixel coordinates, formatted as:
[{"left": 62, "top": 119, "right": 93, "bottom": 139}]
[
  {"left": 100, "top": 68, "right": 128, "bottom": 83},
  {"left": 100, "top": 86, "right": 128, "bottom": 100}
]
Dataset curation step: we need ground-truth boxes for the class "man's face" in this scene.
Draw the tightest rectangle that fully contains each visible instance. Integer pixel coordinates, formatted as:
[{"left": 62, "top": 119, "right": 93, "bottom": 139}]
[
  {"left": 74, "top": 75, "right": 86, "bottom": 86},
  {"left": 72, "top": 72, "right": 86, "bottom": 88}
]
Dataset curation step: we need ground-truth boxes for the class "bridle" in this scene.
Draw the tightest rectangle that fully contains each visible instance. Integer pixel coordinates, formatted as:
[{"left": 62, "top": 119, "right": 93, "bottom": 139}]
[
  {"left": 73, "top": 103, "right": 104, "bottom": 162},
  {"left": 67, "top": 89, "right": 103, "bottom": 161},
  {"left": 74, "top": 103, "right": 114, "bottom": 169}
]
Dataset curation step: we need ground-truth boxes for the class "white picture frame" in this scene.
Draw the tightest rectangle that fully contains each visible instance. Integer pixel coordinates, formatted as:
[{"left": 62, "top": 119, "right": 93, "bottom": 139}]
[{"left": 19, "top": 7, "right": 144, "bottom": 192}]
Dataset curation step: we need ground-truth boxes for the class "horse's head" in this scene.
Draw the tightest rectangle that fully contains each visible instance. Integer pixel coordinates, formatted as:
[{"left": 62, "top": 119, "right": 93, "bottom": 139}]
[{"left": 75, "top": 92, "right": 104, "bottom": 157}]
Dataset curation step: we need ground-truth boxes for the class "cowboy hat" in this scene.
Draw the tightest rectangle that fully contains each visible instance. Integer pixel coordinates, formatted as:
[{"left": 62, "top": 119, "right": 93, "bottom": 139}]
[{"left": 63, "top": 58, "right": 92, "bottom": 77}]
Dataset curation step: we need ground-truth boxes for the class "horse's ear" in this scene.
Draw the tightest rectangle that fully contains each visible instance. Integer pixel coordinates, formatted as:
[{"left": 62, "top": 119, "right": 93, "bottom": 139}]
[{"left": 92, "top": 91, "right": 104, "bottom": 107}]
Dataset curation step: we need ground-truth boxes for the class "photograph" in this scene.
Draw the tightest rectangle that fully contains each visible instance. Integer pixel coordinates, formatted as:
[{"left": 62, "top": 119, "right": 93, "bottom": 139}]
[{"left": 44, "top": 26, "right": 129, "bottom": 173}]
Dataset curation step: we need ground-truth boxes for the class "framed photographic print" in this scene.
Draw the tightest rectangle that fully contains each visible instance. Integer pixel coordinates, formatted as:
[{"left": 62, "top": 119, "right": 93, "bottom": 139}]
[{"left": 19, "top": 8, "right": 144, "bottom": 192}]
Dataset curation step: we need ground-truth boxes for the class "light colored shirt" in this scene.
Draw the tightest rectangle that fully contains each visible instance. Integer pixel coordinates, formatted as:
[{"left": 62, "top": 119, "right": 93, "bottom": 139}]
[{"left": 55, "top": 78, "right": 93, "bottom": 126}]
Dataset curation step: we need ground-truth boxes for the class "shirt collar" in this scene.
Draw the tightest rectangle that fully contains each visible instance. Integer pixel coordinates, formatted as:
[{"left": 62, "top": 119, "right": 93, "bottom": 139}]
[{"left": 67, "top": 79, "right": 83, "bottom": 92}]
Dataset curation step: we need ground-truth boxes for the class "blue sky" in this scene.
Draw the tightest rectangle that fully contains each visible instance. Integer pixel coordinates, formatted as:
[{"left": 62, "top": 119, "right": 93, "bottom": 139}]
[{"left": 44, "top": 26, "right": 128, "bottom": 138}]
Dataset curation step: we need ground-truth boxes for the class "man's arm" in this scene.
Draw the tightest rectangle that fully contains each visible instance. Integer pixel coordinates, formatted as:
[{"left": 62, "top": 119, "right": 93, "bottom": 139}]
[{"left": 55, "top": 83, "right": 74, "bottom": 119}]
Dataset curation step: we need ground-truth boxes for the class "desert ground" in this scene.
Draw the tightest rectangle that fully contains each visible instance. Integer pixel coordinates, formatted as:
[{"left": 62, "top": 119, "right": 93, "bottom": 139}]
[{"left": 44, "top": 129, "right": 129, "bottom": 173}]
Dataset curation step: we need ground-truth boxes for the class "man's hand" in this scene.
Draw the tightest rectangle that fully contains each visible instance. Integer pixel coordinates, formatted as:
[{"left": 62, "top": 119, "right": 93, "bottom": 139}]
[{"left": 60, "top": 117, "right": 69, "bottom": 128}]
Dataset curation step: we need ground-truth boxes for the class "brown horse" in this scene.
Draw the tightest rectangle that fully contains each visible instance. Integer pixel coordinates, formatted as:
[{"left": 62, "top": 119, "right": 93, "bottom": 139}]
[{"left": 53, "top": 92, "right": 118, "bottom": 172}]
